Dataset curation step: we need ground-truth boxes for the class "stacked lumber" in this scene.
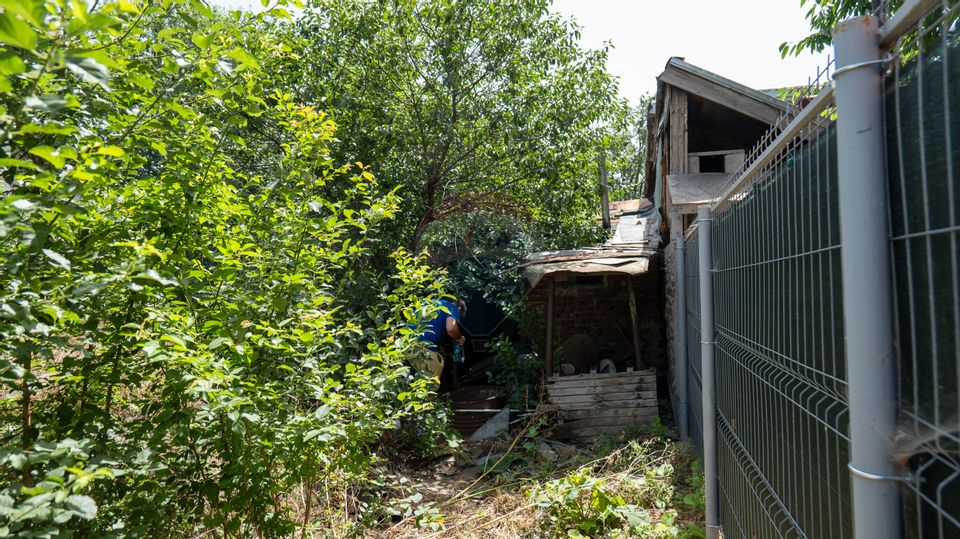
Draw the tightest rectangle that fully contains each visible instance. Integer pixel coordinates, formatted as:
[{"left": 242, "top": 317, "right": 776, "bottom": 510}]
[{"left": 543, "top": 369, "right": 658, "bottom": 438}]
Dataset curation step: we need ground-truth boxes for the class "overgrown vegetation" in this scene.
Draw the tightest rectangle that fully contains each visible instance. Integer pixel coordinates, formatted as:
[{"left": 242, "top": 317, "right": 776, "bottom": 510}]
[
  {"left": 367, "top": 426, "right": 705, "bottom": 539},
  {"left": 0, "top": 0, "right": 637, "bottom": 536}
]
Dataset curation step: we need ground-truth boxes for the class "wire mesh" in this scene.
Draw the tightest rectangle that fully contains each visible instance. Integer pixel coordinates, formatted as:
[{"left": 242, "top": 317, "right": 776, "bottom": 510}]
[
  {"left": 673, "top": 5, "right": 960, "bottom": 538},
  {"left": 707, "top": 111, "right": 850, "bottom": 537},
  {"left": 685, "top": 230, "right": 703, "bottom": 457},
  {"left": 884, "top": 2, "right": 960, "bottom": 536}
]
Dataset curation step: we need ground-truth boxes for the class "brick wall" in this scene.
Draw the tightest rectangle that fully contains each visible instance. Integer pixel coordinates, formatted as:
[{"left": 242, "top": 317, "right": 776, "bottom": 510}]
[{"left": 528, "top": 264, "right": 665, "bottom": 370}]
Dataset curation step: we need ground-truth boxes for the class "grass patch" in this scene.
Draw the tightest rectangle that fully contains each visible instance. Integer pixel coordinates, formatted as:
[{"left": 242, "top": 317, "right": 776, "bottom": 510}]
[{"left": 303, "top": 423, "right": 706, "bottom": 538}]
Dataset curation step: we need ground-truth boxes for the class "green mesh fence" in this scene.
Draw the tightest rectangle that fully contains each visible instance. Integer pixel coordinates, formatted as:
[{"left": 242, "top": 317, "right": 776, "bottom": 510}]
[{"left": 886, "top": 9, "right": 960, "bottom": 537}]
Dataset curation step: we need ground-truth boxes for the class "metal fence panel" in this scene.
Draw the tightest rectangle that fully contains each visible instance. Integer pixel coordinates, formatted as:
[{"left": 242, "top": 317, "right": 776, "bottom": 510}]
[
  {"left": 685, "top": 231, "right": 703, "bottom": 457},
  {"left": 709, "top": 121, "right": 851, "bottom": 538},
  {"left": 885, "top": 4, "right": 960, "bottom": 536},
  {"left": 674, "top": 6, "right": 960, "bottom": 538}
]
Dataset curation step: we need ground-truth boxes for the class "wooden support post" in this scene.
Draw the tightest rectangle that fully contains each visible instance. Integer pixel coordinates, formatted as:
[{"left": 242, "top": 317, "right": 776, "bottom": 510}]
[
  {"left": 627, "top": 278, "right": 643, "bottom": 370},
  {"left": 668, "top": 89, "right": 688, "bottom": 175},
  {"left": 545, "top": 276, "right": 555, "bottom": 379}
]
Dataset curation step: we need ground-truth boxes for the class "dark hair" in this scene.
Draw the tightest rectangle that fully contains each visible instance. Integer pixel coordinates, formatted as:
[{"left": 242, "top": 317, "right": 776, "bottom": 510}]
[{"left": 455, "top": 298, "right": 467, "bottom": 318}]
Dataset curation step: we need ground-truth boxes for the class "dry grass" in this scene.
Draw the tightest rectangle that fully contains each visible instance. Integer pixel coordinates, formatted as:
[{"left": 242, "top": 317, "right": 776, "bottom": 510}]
[{"left": 299, "top": 425, "right": 706, "bottom": 539}]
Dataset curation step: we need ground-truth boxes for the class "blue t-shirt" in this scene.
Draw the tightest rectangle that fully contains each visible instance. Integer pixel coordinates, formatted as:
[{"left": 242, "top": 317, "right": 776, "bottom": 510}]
[{"left": 417, "top": 299, "right": 460, "bottom": 351}]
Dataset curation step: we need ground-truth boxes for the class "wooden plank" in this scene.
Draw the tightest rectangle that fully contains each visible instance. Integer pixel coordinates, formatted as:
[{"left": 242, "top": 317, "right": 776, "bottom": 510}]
[
  {"left": 548, "top": 399, "right": 659, "bottom": 411},
  {"left": 660, "top": 67, "right": 783, "bottom": 125},
  {"left": 547, "top": 375, "right": 656, "bottom": 388},
  {"left": 549, "top": 370, "right": 655, "bottom": 382},
  {"left": 688, "top": 149, "right": 747, "bottom": 157},
  {"left": 548, "top": 390, "right": 657, "bottom": 404},
  {"left": 548, "top": 376, "right": 655, "bottom": 388},
  {"left": 561, "top": 412, "right": 659, "bottom": 421},
  {"left": 560, "top": 425, "right": 649, "bottom": 437},
  {"left": 668, "top": 88, "right": 688, "bottom": 175},
  {"left": 627, "top": 278, "right": 643, "bottom": 370},
  {"left": 546, "top": 382, "right": 656, "bottom": 397},
  {"left": 561, "top": 414, "right": 659, "bottom": 429}
]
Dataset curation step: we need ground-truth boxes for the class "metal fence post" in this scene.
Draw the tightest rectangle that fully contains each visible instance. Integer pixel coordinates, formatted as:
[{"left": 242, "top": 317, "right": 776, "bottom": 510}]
[
  {"left": 832, "top": 15, "right": 902, "bottom": 539},
  {"left": 697, "top": 206, "right": 719, "bottom": 539},
  {"left": 676, "top": 234, "right": 689, "bottom": 441}
]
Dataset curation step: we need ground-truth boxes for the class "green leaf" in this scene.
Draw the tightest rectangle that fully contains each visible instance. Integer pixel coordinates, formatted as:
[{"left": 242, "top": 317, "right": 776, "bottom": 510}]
[
  {"left": 16, "top": 122, "right": 77, "bottom": 135},
  {"left": 24, "top": 95, "right": 67, "bottom": 112},
  {"left": 10, "top": 199, "right": 35, "bottom": 211},
  {"left": 128, "top": 72, "right": 155, "bottom": 90},
  {"left": 0, "top": 51, "right": 25, "bottom": 75},
  {"left": 226, "top": 47, "right": 258, "bottom": 70},
  {"left": 42, "top": 249, "right": 70, "bottom": 270},
  {"left": 117, "top": 0, "right": 140, "bottom": 13},
  {"left": 191, "top": 33, "right": 212, "bottom": 50},
  {"left": 314, "top": 404, "right": 330, "bottom": 419},
  {"left": 0, "top": 158, "right": 37, "bottom": 170},
  {"left": 28, "top": 145, "right": 66, "bottom": 168},
  {"left": 0, "top": 11, "right": 38, "bottom": 50},
  {"left": 65, "top": 56, "right": 111, "bottom": 90},
  {"left": 190, "top": 0, "right": 213, "bottom": 18},
  {"left": 97, "top": 146, "right": 125, "bottom": 158},
  {"left": 0, "top": 0, "right": 43, "bottom": 27},
  {"left": 64, "top": 495, "right": 97, "bottom": 520}
]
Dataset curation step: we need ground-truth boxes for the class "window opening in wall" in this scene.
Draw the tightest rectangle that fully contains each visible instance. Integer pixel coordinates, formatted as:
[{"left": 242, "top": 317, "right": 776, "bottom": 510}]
[{"left": 699, "top": 154, "right": 725, "bottom": 173}]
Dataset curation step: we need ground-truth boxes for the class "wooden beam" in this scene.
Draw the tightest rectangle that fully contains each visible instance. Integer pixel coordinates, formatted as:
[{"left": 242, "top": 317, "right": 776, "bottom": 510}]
[
  {"left": 660, "top": 68, "right": 784, "bottom": 125},
  {"left": 548, "top": 369, "right": 655, "bottom": 383},
  {"left": 548, "top": 390, "right": 657, "bottom": 404},
  {"left": 628, "top": 278, "right": 644, "bottom": 370},
  {"left": 545, "top": 276, "right": 555, "bottom": 379},
  {"left": 668, "top": 89, "right": 688, "bottom": 175}
]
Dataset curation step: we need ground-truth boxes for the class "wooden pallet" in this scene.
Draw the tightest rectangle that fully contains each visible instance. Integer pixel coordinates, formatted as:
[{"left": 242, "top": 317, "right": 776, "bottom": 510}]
[{"left": 543, "top": 369, "right": 659, "bottom": 439}]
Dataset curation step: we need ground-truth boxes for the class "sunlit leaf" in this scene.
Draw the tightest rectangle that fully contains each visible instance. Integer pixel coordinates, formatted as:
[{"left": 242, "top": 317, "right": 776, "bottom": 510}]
[
  {"left": 28, "top": 145, "right": 66, "bottom": 168},
  {"left": 65, "top": 495, "right": 97, "bottom": 520},
  {"left": 0, "top": 10, "right": 37, "bottom": 50},
  {"left": 42, "top": 249, "right": 71, "bottom": 270},
  {"left": 65, "top": 56, "right": 111, "bottom": 90},
  {"left": 24, "top": 94, "right": 67, "bottom": 112}
]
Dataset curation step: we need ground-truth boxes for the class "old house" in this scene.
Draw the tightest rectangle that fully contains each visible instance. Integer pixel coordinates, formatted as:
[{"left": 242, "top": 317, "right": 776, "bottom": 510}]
[{"left": 646, "top": 57, "right": 792, "bottom": 425}]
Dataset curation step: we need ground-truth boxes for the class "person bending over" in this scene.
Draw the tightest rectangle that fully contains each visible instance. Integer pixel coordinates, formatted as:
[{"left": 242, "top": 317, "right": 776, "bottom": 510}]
[{"left": 412, "top": 298, "right": 466, "bottom": 381}]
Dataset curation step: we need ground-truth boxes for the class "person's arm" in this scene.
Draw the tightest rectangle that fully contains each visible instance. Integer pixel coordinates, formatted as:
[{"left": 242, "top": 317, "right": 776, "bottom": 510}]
[{"left": 445, "top": 316, "right": 465, "bottom": 345}]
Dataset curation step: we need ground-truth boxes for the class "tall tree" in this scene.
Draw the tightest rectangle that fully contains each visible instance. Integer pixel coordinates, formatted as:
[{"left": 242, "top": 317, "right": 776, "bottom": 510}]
[{"left": 292, "top": 0, "right": 629, "bottom": 249}]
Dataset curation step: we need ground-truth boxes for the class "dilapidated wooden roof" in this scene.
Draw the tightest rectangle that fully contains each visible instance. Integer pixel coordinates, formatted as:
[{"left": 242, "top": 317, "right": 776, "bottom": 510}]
[
  {"left": 657, "top": 57, "right": 794, "bottom": 125},
  {"left": 523, "top": 198, "right": 661, "bottom": 287}
]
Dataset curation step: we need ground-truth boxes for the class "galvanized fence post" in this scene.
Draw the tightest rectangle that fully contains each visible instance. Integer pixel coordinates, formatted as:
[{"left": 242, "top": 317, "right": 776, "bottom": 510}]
[
  {"left": 832, "top": 15, "right": 902, "bottom": 539},
  {"left": 697, "top": 206, "right": 719, "bottom": 539},
  {"left": 676, "top": 237, "right": 689, "bottom": 441}
]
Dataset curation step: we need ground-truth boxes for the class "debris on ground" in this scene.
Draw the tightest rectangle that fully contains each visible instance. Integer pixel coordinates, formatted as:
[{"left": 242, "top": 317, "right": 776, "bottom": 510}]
[{"left": 361, "top": 419, "right": 706, "bottom": 539}]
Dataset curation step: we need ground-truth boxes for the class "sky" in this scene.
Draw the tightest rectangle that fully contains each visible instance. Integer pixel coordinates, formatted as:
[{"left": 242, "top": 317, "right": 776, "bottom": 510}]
[{"left": 209, "top": 0, "right": 832, "bottom": 106}]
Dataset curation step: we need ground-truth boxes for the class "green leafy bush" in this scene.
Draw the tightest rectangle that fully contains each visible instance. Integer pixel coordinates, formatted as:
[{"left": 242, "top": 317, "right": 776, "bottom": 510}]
[
  {"left": 528, "top": 441, "right": 685, "bottom": 538},
  {"left": 0, "top": 0, "right": 446, "bottom": 536}
]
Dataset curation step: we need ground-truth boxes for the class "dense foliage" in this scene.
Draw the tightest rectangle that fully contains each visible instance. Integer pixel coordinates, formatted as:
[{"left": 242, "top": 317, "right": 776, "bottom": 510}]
[
  {"left": 291, "top": 0, "right": 629, "bottom": 250},
  {"left": 0, "top": 0, "right": 631, "bottom": 536},
  {"left": 0, "top": 0, "right": 450, "bottom": 536}
]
